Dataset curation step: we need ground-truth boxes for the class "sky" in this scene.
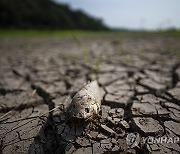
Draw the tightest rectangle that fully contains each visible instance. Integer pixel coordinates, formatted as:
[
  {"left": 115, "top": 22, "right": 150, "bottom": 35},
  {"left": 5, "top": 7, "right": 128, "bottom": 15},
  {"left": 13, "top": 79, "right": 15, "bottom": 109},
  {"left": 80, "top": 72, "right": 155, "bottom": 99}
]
[{"left": 54, "top": 0, "right": 180, "bottom": 30}]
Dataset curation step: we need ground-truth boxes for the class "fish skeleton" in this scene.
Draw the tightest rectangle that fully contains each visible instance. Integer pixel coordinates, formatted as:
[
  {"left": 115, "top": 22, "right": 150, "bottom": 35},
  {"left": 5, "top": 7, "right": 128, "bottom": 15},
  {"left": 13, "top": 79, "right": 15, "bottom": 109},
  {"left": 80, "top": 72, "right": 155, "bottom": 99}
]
[{"left": 66, "top": 80, "right": 101, "bottom": 121}]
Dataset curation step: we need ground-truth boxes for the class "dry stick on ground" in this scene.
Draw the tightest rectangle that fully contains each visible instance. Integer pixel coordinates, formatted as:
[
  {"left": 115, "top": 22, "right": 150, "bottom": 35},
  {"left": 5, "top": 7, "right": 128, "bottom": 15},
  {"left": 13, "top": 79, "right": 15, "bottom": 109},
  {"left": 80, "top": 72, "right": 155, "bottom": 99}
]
[
  {"left": 0, "top": 95, "right": 69, "bottom": 137},
  {"left": 0, "top": 96, "right": 67, "bottom": 124},
  {"left": 0, "top": 86, "right": 73, "bottom": 126},
  {"left": 0, "top": 89, "right": 37, "bottom": 120}
]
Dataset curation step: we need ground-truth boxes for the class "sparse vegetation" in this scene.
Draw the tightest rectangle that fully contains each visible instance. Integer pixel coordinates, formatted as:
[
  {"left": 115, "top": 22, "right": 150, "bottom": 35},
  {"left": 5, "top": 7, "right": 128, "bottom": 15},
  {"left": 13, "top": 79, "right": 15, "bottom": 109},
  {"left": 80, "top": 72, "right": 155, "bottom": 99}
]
[
  {"left": 72, "top": 35, "right": 91, "bottom": 62},
  {"left": 91, "top": 53, "right": 103, "bottom": 74},
  {"left": 118, "top": 33, "right": 124, "bottom": 54}
]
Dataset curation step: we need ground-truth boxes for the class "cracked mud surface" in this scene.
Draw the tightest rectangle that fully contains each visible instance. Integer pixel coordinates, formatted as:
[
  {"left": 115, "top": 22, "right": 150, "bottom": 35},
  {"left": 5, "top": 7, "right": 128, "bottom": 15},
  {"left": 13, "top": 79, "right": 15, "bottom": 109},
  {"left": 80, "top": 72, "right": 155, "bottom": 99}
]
[{"left": 0, "top": 33, "right": 180, "bottom": 153}]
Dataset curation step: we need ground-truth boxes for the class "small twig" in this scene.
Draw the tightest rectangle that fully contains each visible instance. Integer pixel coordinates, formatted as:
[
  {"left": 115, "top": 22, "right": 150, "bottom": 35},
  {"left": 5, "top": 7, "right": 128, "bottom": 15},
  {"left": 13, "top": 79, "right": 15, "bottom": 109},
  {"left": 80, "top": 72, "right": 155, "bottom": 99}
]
[
  {"left": 0, "top": 85, "right": 76, "bottom": 137},
  {"left": 0, "top": 90, "right": 37, "bottom": 120}
]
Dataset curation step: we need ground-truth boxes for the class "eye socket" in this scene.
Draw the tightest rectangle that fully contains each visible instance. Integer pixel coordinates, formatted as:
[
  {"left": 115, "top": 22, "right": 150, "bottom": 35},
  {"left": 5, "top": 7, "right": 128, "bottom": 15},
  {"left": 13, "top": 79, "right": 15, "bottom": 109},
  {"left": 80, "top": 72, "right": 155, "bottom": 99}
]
[
  {"left": 85, "top": 108, "right": 90, "bottom": 113},
  {"left": 72, "top": 104, "right": 75, "bottom": 108}
]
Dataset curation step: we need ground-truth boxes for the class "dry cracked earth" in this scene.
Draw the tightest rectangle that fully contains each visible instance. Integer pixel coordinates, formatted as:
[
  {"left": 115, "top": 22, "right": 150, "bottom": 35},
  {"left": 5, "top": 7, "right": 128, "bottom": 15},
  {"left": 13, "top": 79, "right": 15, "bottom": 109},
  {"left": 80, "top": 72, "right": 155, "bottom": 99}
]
[{"left": 0, "top": 33, "right": 180, "bottom": 154}]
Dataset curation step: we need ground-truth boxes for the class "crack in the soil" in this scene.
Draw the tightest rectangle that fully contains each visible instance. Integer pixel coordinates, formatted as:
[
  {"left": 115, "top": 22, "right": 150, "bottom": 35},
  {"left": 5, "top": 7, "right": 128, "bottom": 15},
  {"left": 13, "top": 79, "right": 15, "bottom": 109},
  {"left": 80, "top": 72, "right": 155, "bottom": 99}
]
[
  {"left": 31, "top": 84, "right": 55, "bottom": 110},
  {"left": 0, "top": 88, "right": 24, "bottom": 96},
  {"left": 171, "top": 63, "right": 179, "bottom": 88},
  {"left": 0, "top": 100, "right": 43, "bottom": 114}
]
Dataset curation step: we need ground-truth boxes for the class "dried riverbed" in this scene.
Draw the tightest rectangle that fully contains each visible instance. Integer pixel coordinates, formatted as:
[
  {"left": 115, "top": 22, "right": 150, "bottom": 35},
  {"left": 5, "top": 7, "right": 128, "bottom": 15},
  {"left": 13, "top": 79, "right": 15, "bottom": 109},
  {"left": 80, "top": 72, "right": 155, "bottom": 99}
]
[{"left": 0, "top": 32, "right": 180, "bottom": 153}]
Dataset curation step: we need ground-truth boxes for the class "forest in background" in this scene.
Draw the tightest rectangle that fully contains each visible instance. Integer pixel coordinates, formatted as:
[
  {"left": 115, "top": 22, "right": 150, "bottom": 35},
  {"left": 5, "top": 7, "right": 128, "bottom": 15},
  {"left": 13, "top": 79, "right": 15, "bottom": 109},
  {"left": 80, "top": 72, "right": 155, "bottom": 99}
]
[{"left": 0, "top": 0, "right": 108, "bottom": 30}]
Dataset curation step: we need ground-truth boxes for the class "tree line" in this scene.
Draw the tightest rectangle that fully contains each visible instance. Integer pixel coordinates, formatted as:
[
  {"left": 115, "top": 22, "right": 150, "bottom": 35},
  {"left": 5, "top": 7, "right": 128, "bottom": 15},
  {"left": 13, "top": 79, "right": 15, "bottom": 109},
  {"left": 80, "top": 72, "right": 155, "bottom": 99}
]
[{"left": 0, "top": 0, "right": 108, "bottom": 30}]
